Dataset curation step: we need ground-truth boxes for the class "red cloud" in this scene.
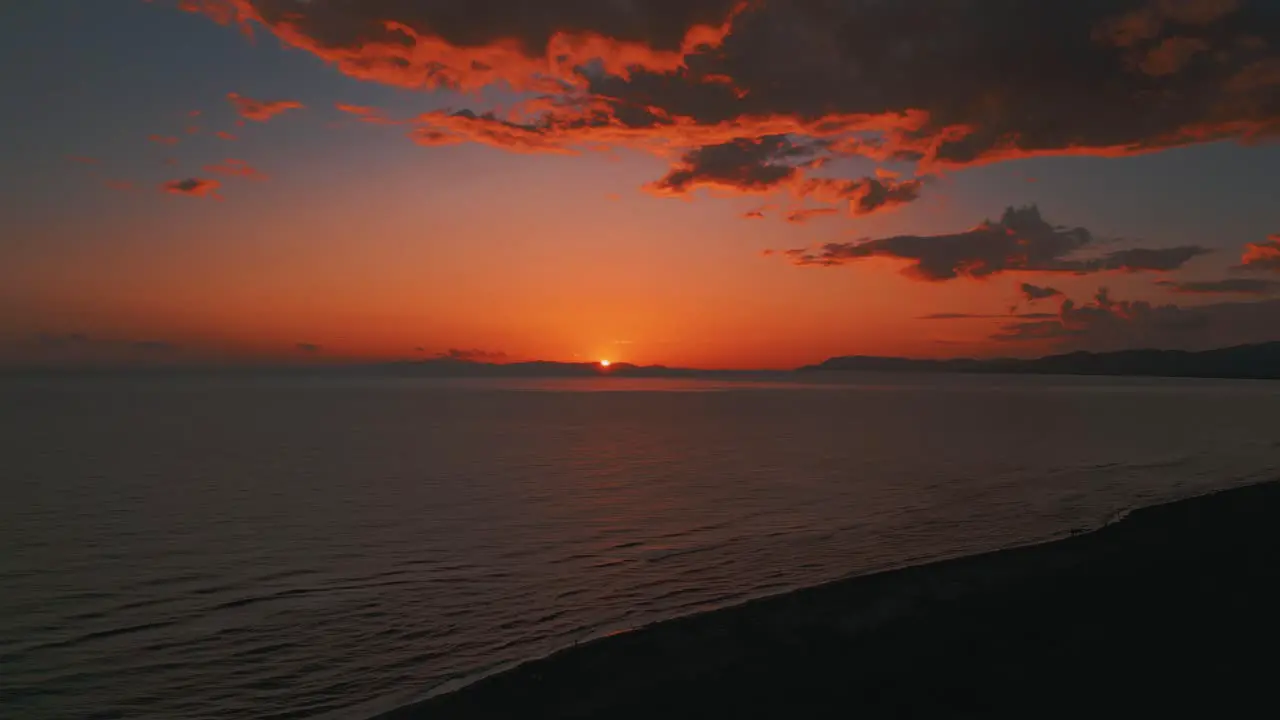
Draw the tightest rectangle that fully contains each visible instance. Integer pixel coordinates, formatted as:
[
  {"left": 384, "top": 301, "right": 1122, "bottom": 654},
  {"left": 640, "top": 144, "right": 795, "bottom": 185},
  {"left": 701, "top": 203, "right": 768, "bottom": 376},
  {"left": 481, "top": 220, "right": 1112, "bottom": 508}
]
[
  {"left": 1158, "top": 278, "right": 1280, "bottom": 294},
  {"left": 409, "top": 128, "right": 466, "bottom": 148},
  {"left": 184, "top": 0, "right": 747, "bottom": 91},
  {"left": 785, "top": 208, "right": 839, "bottom": 224},
  {"left": 335, "top": 103, "right": 396, "bottom": 125},
  {"left": 1240, "top": 236, "right": 1280, "bottom": 272},
  {"left": 227, "top": 92, "right": 303, "bottom": 122},
  {"left": 162, "top": 177, "right": 221, "bottom": 198},
  {"left": 797, "top": 177, "right": 924, "bottom": 216},
  {"left": 214, "top": 131, "right": 238, "bottom": 141},
  {"left": 182, "top": 1, "right": 1278, "bottom": 202},
  {"left": 203, "top": 158, "right": 267, "bottom": 180}
]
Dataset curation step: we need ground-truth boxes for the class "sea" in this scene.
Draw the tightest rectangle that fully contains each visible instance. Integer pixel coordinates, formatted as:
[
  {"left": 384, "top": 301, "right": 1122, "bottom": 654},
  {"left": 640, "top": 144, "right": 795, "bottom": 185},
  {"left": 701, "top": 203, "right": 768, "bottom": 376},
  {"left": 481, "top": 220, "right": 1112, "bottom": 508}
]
[{"left": 2, "top": 373, "right": 1278, "bottom": 719}]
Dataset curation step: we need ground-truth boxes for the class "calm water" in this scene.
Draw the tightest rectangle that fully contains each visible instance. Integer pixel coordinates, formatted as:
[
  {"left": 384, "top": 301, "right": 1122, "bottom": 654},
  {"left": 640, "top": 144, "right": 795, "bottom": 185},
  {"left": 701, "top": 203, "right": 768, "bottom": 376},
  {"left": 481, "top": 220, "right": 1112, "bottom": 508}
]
[{"left": 2, "top": 374, "right": 1279, "bottom": 719}]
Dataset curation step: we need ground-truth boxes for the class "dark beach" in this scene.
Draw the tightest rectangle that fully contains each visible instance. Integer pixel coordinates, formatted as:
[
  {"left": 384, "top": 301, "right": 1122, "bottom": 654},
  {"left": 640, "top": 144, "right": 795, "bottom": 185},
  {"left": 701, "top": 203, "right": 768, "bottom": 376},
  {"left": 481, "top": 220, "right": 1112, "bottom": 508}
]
[{"left": 384, "top": 480, "right": 1280, "bottom": 718}]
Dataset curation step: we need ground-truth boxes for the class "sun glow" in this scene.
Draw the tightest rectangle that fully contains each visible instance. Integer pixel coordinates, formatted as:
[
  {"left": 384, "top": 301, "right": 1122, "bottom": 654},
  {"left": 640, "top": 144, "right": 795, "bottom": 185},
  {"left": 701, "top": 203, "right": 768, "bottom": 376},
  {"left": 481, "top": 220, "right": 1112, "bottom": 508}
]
[{"left": 599, "top": 359, "right": 611, "bottom": 367}]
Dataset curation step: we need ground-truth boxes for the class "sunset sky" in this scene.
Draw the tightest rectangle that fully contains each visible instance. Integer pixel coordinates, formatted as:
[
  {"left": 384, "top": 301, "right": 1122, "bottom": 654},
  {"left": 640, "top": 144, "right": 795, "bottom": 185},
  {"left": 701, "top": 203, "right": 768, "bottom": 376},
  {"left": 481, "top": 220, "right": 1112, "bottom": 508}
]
[{"left": 2, "top": 0, "right": 1278, "bottom": 369}]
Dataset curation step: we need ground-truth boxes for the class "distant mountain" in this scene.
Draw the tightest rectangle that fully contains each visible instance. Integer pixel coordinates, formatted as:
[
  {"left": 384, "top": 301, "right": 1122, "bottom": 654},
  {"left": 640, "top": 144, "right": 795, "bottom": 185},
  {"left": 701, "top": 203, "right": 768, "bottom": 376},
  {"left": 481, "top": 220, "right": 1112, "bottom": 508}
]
[
  {"left": 373, "top": 359, "right": 776, "bottom": 380},
  {"left": 801, "top": 342, "right": 1280, "bottom": 380},
  {"left": 9, "top": 343, "right": 1277, "bottom": 381}
]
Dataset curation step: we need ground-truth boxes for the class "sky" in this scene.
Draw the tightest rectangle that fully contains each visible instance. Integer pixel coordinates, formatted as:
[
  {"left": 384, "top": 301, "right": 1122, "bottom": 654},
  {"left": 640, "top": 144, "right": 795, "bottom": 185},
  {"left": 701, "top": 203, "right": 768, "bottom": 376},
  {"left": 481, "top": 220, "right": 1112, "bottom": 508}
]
[{"left": 1, "top": 0, "right": 1278, "bottom": 369}]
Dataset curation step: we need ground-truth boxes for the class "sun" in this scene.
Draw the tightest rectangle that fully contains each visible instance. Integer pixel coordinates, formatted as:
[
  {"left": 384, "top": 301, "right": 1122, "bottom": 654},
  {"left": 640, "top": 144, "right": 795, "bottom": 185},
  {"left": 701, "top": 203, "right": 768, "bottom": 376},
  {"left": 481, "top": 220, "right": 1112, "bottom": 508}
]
[{"left": 599, "top": 359, "right": 611, "bottom": 367}]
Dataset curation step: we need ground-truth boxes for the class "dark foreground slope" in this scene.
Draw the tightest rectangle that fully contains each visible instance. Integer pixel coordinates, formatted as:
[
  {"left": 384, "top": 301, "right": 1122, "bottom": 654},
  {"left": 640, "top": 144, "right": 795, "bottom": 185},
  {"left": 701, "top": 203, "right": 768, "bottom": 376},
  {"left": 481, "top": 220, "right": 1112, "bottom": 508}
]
[{"left": 385, "top": 480, "right": 1280, "bottom": 718}]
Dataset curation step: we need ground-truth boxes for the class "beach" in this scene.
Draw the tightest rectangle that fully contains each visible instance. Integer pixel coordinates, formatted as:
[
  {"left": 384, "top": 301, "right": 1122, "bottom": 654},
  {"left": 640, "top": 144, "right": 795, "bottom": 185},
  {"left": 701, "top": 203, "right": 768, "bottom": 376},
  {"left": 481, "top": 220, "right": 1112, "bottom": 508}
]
[{"left": 386, "top": 479, "right": 1280, "bottom": 718}]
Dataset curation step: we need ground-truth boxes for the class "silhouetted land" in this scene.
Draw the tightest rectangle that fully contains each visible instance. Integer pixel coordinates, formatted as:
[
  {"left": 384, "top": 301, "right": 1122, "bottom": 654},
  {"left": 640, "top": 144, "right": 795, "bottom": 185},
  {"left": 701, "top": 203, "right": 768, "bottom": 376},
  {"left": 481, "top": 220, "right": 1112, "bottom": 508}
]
[
  {"left": 6, "top": 341, "right": 1278, "bottom": 380},
  {"left": 803, "top": 341, "right": 1280, "bottom": 379},
  {"left": 384, "top": 479, "right": 1280, "bottom": 718}
]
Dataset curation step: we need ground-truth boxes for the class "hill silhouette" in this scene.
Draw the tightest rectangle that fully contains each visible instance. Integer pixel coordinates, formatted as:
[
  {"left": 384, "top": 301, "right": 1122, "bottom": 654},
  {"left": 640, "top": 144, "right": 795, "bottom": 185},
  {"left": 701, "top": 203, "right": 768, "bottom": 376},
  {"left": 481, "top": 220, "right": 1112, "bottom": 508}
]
[{"left": 802, "top": 342, "right": 1280, "bottom": 380}]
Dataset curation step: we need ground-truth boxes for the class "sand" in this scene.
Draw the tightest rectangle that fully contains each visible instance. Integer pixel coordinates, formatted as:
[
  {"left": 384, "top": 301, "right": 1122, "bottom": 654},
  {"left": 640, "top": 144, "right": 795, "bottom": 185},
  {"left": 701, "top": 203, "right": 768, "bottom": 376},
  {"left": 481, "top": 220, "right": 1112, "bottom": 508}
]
[{"left": 381, "top": 480, "right": 1280, "bottom": 718}]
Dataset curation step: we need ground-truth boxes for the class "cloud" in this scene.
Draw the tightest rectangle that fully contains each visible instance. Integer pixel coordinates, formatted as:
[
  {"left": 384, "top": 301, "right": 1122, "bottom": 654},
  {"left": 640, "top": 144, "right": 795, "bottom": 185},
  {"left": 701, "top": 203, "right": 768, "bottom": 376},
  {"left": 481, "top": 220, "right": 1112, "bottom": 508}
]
[
  {"left": 409, "top": 127, "right": 467, "bottom": 148},
  {"left": 104, "top": 179, "right": 135, "bottom": 192},
  {"left": 1021, "top": 283, "right": 1064, "bottom": 301},
  {"left": 335, "top": 103, "right": 396, "bottom": 125},
  {"left": 743, "top": 208, "right": 767, "bottom": 220},
  {"left": 641, "top": 135, "right": 922, "bottom": 215},
  {"left": 645, "top": 135, "right": 816, "bottom": 196},
  {"left": 148, "top": 134, "right": 180, "bottom": 145},
  {"left": 797, "top": 176, "right": 924, "bottom": 216},
  {"left": 227, "top": 92, "right": 303, "bottom": 122},
  {"left": 1158, "top": 278, "right": 1280, "bottom": 294},
  {"left": 204, "top": 158, "right": 267, "bottom": 180},
  {"left": 441, "top": 348, "right": 509, "bottom": 363},
  {"left": 296, "top": 343, "right": 322, "bottom": 354},
  {"left": 215, "top": 130, "right": 238, "bottom": 141},
  {"left": 184, "top": 0, "right": 746, "bottom": 91},
  {"left": 992, "top": 287, "right": 1280, "bottom": 351},
  {"left": 162, "top": 177, "right": 221, "bottom": 198},
  {"left": 1240, "top": 235, "right": 1280, "bottom": 272},
  {"left": 778, "top": 205, "right": 1210, "bottom": 281},
  {"left": 1095, "top": 0, "right": 1241, "bottom": 47},
  {"left": 785, "top": 207, "right": 839, "bottom": 224},
  {"left": 183, "top": 1, "right": 1276, "bottom": 172},
  {"left": 1139, "top": 36, "right": 1210, "bottom": 75},
  {"left": 919, "top": 312, "right": 1058, "bottom": 320}
]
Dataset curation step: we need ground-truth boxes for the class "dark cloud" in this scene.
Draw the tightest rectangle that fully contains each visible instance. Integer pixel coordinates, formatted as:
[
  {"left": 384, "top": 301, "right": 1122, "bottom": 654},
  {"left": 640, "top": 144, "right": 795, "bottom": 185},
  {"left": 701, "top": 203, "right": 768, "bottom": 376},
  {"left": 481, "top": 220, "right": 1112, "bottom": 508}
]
[
  {"left": 227, "top": 92, "right": 303, "bottom": 122},
  {"left": 1158, "top": 278, "right": 1280, "bottom": 294},
  {"left": 785, "top": 207, "right": 839, "bottom": 224},
  {"left": 179, "top": 1, "right": 1274, "bottom": 201},
  {"left": 1021, "top": 283, "right": 1064, "bottom": 301},
  {"left": 204, "top": 159, "right": 268, "bottom": 180},
  {"left": 645, "top": 135, "right": 816, "bottom": 196},
  {"left": 992, "top": 287, "right": 1280, "bottom": 352},
  {"left": 918, "top": 312, "right": 1058, "bottom": 320},
  {"left": 743, "top": 208, "right": 766, "bottom": 220},
  {"left": 296, "top": 343, "right": 322, "bottom": 354},
  {"left": 797, "top": 177, "right": 924, "bottom": 216},
  {"left": 1240, "top": 235, "right": 1280, "bottom": 272},
  {"left": 162, "top": 177, "right": 221, "bottom": 198},
  {"left": 441, "top": 348, "right": 509, "bottom": 363},
  {"left": 186, "top": 0, "right": 745, "bottom": 90},
  {"left": 779, "top": 205, "right": 1210, "bottom": 281},
  {"left": 182, "top": 1, "right": 1280, "bottom": 217}
]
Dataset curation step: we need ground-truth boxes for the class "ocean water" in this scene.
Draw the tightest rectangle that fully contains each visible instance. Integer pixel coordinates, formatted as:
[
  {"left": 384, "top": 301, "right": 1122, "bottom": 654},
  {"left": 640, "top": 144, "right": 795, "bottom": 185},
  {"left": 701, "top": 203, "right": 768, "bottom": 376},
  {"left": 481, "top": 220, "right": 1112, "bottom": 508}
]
[{"left": 2, "top": 374, "right": 1278, "bottom": 719}]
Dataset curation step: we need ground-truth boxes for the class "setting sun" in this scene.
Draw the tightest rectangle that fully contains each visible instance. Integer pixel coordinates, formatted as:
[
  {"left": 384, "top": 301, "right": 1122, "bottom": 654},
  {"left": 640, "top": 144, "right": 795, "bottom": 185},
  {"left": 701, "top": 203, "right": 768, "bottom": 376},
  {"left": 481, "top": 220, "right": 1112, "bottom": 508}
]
[{"left": 599, "top": 360, "right": 611, "bottom": 367}]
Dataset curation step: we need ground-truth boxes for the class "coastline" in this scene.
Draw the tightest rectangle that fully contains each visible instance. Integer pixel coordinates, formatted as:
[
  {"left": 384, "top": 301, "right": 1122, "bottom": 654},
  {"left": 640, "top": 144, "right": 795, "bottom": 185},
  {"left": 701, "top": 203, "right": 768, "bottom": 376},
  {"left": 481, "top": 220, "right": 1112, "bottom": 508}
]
[{"left": 379, "top": 478, "right": 1280, "bottom": 718}]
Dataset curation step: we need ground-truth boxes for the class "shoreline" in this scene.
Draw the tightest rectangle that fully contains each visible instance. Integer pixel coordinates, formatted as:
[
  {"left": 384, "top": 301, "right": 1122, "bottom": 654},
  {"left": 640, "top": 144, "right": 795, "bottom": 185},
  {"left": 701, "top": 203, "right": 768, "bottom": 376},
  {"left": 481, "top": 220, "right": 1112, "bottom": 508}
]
[{"left": 378, "top": 478, "right": 1280, "bottom": 718}]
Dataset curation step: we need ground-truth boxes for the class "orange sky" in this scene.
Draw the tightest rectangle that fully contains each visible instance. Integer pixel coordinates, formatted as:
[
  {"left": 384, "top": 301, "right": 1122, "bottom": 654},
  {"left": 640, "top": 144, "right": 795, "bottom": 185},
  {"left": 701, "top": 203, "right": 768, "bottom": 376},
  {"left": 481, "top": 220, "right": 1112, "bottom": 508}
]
[{"left": 2, "top": 1, "right": 1278, "bottom": 368}]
